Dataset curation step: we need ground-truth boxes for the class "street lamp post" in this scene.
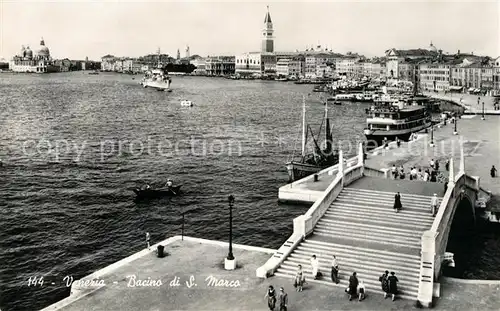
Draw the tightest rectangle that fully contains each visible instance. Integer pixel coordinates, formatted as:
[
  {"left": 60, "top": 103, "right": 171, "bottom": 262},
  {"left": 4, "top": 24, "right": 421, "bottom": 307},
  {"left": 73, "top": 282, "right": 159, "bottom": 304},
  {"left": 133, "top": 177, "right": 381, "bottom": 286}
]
[
  {"left": 224, "top": 195, "right": 236, "bottom": 270},
  {"left": 481, "top": 101, "right": 485, "bottom": 120},
  {"left": 181, "top": 211, "right": 185, "bottom": 241},
  {"left": 429, "top": 121, "right": 435, "bottom": 147},
  {"left": 453, "top": 113, "right": 458, "bottom": 135}
]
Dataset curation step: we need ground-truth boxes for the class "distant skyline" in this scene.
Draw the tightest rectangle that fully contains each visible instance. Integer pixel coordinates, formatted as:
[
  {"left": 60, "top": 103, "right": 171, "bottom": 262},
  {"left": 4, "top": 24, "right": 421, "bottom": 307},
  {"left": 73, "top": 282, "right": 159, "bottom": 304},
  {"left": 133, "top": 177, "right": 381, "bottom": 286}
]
[{"left": 0, "top": 0, "right": 498, "bottom": 61}]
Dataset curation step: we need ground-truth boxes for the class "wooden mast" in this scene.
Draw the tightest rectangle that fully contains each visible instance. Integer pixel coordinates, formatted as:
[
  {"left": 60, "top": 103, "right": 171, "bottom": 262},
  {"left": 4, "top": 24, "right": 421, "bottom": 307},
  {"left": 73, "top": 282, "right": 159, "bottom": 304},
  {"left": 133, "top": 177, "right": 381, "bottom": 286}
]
[{"left": 301, "top": 95, "right": 306, "bottom": 157}]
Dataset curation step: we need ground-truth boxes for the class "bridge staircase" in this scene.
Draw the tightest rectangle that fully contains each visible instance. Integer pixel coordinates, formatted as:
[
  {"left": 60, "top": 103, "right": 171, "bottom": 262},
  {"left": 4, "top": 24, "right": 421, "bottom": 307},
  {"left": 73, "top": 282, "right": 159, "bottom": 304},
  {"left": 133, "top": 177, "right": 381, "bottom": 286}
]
[{"left": 274, "top": 177, "right": 443, "bottom": 300}]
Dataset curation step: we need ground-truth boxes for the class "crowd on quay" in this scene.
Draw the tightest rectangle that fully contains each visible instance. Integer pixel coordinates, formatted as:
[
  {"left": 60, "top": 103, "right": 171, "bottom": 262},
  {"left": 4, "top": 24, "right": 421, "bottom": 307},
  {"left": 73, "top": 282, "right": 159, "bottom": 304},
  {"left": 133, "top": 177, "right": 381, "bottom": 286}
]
[
  {"left": 264, "top": 254, "right": 400, "bottom": 310},
  {"left": 390, "top": 158, "right": 446, "bottom": 184}
]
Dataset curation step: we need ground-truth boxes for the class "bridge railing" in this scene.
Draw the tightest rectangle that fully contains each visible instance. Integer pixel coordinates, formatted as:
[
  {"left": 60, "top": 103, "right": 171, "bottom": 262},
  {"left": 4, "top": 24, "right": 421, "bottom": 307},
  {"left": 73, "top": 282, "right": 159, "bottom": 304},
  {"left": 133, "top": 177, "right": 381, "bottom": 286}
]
[
  {"left": 363, "top": 166, "right": 389, "bottom": 178},
  {"left": 418, "top": 172, "right": 471, "bottom": 306}
]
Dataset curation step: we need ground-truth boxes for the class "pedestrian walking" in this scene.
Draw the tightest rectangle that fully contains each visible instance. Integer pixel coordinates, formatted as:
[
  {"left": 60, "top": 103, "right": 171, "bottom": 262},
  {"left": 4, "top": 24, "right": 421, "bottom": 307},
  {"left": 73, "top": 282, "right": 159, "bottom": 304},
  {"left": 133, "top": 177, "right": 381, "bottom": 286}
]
[
  {"left": 391, "top": 164, "right": 397, "bottom": 179},
  {"left": 278, "top": 287, "right": 288, "bottom": 311},
  {"left": 357, "top": 280, "right": 366, "bottom": 301},
  {"left": 396, "top": 137, "right": 401, "bottom": 148},
  {"left": 379, "top": 270, "right": 389, "bottom": 297},
  {"left": 445, "top": 159, "right": 449, "bottom": 171},
  {"left": 435, "top": 160, "right": 439, "bottom": 171},
  {"left": 310, "top": 255, "right": 321, "bottom": 279},
  {"left": 265, "top": 285, "right": 277, "bottom": 311},
  {"left": 430, "top": 193, "right": 439, "bottom": 216},
  {"left": 347, "top": 272, "right": 359, "bottom": 301},
  {"left": 331, "top": 255, "right": 339, "bottom": 284},
  {"left": 430, "top": 159, "right": 435, "bottom": 170},
  {"left": 491, "top": 165, "right": 497, "bottom": 178},
  {"left": 386, "top": 272, "right": 399, "bottom": 301},
  {"left": 394, "top": 192, "right": 402, "bottom": 213},
  {"left": 146, "top": 232, "right": 150, "bottom": 249},
  {"left": 293, "top": 264, "right": 305, "bottom": 292}
]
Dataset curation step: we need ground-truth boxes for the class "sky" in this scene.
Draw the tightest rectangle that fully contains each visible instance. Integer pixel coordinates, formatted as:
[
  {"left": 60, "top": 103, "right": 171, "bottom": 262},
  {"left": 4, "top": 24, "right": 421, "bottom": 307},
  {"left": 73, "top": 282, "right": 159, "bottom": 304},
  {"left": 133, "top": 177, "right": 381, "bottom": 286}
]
[{"left": 0, "top": 0, "right": 498, "bottom": 61}]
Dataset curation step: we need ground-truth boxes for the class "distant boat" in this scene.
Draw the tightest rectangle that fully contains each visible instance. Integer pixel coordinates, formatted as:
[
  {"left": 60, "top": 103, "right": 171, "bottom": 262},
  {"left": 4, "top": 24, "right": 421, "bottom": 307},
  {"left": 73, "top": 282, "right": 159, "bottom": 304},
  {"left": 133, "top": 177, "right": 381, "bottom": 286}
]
[
  {"left": 285, "top": 96, "right": 339, "bottom": 182},
  {"left": 133, "top": 185, "right": 182, "bottom": 199}
]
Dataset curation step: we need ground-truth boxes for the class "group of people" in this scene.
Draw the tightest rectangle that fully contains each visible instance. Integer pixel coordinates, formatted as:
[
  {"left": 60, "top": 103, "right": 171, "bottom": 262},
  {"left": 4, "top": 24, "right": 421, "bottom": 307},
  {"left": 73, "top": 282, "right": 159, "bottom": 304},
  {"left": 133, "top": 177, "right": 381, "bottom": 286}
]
[
  {"left": 264, "top": 286, "right": 288, "bottom": 311},
  {"left": 391, "top": 158, "right": 441, "bottom": 182},
  {"left": 287, "top": 254, "right": 399, "bottom": 304},
  {"left": 379, "top": 271, "right": 400, "bottom": 301}
]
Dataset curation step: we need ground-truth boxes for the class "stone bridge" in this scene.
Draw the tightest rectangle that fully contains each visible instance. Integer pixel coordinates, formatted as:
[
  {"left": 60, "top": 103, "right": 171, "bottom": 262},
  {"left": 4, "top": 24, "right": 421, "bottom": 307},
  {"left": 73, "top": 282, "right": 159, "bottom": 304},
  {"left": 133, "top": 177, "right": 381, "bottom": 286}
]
[{"left": 257, "top": 143, "right": 490, "bottom": 307}]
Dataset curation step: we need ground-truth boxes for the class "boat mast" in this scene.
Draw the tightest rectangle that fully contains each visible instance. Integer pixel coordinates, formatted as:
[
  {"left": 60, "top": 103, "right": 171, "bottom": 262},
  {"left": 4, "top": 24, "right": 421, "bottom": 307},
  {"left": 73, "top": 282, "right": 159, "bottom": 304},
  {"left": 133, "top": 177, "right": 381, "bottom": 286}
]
[
  {"left": 301, "top": 95, "right": 306, "bottom": 157},
  {"left": 325, "top": 100, "right": 332, "bottom": 154},
  {"left": 157, "top": 47, "right": 161, "bottom": 68}
]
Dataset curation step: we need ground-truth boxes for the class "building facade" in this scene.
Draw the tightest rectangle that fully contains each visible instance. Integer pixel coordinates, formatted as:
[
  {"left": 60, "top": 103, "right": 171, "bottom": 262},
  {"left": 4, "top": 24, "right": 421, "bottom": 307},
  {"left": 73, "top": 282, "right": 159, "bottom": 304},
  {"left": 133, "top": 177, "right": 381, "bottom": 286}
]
[
  {"left": 205, "top": 56, "right": 235, "bottom": 76},
  {"left": 418, "top": 62, "right": 451, "bottom": 91},
  {"left": 9, "top": 38, "right": 58, "bottom": 73}
]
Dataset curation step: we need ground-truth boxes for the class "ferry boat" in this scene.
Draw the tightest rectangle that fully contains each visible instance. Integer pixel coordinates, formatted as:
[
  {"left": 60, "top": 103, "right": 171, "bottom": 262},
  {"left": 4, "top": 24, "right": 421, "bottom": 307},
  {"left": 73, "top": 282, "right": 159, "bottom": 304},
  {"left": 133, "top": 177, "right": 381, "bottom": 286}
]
[
  {"left": 140, "top": 67, "right": 172, "bottom": 91},
  {"left": 286, "top": 97, "right": 339, "bottom": 182},
  {"left": 140, "top": 48, "right": 172, "bottom": 91},
  {"left": 363, "top": 100, "right": 431, "bottom": 145}
]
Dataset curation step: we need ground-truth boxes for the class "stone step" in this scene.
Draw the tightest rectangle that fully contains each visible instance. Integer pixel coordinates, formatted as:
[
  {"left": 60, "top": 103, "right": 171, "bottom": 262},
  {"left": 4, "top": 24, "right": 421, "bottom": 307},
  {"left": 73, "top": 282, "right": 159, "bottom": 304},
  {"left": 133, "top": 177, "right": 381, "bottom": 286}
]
[
  {"left": 314, "top": 228, "right": 420, "bottom": 249},
  {"left": 288, "top": 252, "right": 420, "bottom": 277},
  {"left": 338, "top": 192, "right": 442, "bottom": 205},
  {"left": 279, "top": 262, "right": 419, "bottom": 291},
  {"left": 309, "top": 234, "right": 420, "bottom": 256},
  {"left": 342, "top": 187, "right": 441, "bottom": 201},
  {"left": 302, "top": 239, "right": 420, "bottom": 262},
  {"left": 274, "top": 270, "right": 418, "bottom": 300},
  {"left": 337, "top": 192, "right": 437, "bottom": 207},
  {"left": 322, "top": 214, "right": 431, "bottom": 232},
  {"left": 295, "top": 245, "right": 419, "bottom": 270},
  {"left": 315, "top": 223, "right": 421, "bottom": 242},
  {"left": 331, "top": 201, "right": 434, "bottom": 218},
  {"left": 324, "top": 209, "right": 434, "bottom": 227},
  {"left": 335, "top": 196, "right": 433, "bottom": 212},
  {"left": 317, "top": 218, "right": 423, "bottom": 237}
]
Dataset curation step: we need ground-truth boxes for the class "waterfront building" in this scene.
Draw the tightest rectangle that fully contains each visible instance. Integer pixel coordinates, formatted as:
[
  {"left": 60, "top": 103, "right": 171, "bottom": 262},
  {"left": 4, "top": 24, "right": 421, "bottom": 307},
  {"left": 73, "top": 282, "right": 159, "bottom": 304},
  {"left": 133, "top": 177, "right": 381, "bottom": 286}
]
[
  {"left": 418, "top": 61, "right": 452, "bottom": 91},
  {"left": 276, "top": 56, "right": 305, "bottom": 78},
  {"left": 205, "top": 56, "right": 235, "bottom": 76},
  {"left": 190, "top": 56, "right": 207, "bottom": 75},
  {"left": 9, "top": 38, "right": 58, "bottom": 73},
  {"left": 101, "top": 55, "right": 116, "bottom": 71},
  {"left": 0, "top": 57, "right": 8, "bottom": 70},
  {"left": 385, "top": 43, "right": 438, "bottom": 79},
  {"left": 235, "top": 52, "right": 276, "bottom": 76},
  {"left": 335, "top": 56, "right": 359, "bottom": 78},
  {"left": 493, "top": 56, "right": 500, "bottom": 92},
  {"left": 304, "top": 50, "right": 337, "bottom": 78}
]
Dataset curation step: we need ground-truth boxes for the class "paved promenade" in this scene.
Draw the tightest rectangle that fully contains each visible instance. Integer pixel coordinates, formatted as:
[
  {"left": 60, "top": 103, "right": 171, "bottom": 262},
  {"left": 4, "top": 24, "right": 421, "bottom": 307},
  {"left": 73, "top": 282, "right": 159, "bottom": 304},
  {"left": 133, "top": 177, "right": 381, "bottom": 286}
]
[
  {"left": 44, "top": 237, "right": 500, "bottom": 311},
  {"left": 424, "top": 91, "right": 499, "bottom": 114}
]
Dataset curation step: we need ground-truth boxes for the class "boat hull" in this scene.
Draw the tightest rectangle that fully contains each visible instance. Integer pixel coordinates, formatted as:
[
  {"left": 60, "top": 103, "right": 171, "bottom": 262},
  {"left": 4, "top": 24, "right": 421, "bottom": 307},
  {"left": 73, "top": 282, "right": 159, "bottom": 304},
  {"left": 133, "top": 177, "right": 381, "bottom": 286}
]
[
  {"left": 141, "top": 80, "right": 171, "bottom": 90},
  {"left": 363, "top": 122, "right": 431, "bottom": 146},
  {"left": 286, "top": 159, "right": 339, "bottom": 183},
  {"left": 133, "top": 185, "right": 182, "bottom": 199}
]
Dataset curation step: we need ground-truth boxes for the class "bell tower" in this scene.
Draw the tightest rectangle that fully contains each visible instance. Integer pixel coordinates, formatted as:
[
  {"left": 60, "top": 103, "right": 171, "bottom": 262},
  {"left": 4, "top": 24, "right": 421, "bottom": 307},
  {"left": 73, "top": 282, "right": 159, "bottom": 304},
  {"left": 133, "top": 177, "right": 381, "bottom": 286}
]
[{"left": 261, "top": 6, "right": 274, "bottom": 53}]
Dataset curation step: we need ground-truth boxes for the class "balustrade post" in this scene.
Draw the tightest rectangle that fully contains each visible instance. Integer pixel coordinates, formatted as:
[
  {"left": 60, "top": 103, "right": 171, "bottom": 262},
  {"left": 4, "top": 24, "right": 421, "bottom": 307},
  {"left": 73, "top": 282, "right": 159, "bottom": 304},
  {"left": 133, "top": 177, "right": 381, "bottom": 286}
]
[
  {"left": 448, "top": 158, "right": 454, "bottom": 184},
  {"left": 417, "top": 230, "right": 437, "bottom": 307},
  {"left": 338, "top": 150, "right": 344, "bottom": 187},
  {"left": 459, "top": 140, "right": 465, "bottom": 174},
  {"left": 357, "top": 142, "right": 365, "bottom": 175}
]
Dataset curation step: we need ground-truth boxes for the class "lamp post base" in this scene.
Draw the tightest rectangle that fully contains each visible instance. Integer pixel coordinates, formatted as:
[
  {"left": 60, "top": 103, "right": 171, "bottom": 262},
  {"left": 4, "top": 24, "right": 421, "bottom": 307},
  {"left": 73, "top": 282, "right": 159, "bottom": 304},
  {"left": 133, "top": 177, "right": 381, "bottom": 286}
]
[
  {"left": 429, "top": 143, "right": 435, "bottom": 147},
  {"left": 481, "top": 117, "right": 485, "bottom": 120},
  {"left": 453, "top": 131, "right": 458, "bottom": 135},
  {"left": 224, "top": 258, "right": 236, "bottom": 270}
]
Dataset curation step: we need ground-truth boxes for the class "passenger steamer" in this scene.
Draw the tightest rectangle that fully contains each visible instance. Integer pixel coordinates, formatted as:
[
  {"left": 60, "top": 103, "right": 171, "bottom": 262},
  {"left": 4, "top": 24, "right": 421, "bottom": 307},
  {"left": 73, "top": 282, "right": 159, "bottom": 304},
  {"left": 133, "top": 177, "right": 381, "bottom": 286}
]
[{"left": 363, "top": 97, "right": 431, "bottom": 145}]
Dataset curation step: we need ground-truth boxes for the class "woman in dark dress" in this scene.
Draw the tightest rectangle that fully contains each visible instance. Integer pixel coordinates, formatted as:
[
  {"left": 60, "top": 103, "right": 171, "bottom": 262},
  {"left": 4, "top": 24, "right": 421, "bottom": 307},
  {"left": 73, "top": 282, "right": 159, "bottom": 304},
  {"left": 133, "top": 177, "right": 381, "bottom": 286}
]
[
  {"left": 394, "top": 192, "right": 402, "bottom": 212},
  {"left": 265, "top": 285, "right": 276, "bottom": 311},
  {"left": 348, "top": 272, "right": 359, "bottom": 301},
  {"left": 379, "top": 270, "right": 389, "bottom": 296},
  {"left": 387, "top": 271, "right": 399, "bottom": 301}
]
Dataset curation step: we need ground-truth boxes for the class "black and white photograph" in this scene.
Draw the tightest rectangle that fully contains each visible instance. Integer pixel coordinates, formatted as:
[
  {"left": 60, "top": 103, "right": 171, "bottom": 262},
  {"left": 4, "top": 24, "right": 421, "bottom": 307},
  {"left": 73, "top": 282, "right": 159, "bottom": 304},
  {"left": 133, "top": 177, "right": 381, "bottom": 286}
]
[{"left": 0, "top": 1, "right": 499, "bottom": 310}]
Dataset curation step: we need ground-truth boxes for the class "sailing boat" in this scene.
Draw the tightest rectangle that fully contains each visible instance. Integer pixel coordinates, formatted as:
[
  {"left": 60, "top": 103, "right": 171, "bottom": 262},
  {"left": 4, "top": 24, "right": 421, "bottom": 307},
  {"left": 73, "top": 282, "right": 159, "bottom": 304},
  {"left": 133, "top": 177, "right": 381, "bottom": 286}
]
[{"left": 285, "top": 96, "right": 339, "bottom": 182}]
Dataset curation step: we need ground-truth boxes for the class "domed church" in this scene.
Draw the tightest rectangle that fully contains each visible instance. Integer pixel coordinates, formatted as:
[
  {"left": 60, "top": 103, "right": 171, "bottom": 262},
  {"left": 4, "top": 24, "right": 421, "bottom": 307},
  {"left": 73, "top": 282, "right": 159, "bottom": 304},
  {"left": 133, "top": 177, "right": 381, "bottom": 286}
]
[{"left": 9, "top": 38, "right": 58, "bottom": 73}]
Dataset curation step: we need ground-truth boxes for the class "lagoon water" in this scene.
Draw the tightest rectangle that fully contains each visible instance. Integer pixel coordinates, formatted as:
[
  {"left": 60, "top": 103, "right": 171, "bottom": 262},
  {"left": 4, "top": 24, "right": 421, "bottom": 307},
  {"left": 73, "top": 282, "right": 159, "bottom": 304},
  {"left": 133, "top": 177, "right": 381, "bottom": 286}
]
[{"left": 0, "top": 72, "right": 498, "bottom": 311}]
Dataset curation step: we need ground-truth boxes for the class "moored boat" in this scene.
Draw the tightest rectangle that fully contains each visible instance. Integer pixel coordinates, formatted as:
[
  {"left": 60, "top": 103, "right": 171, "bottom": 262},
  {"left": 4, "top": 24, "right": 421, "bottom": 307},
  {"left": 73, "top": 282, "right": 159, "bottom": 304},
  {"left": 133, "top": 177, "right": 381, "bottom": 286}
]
[
  {"left": 286, "top": 96, "right": 339, "bottom": 182},
  {"left": 363, "top": 101, "right": 431, "bottom": 146}
]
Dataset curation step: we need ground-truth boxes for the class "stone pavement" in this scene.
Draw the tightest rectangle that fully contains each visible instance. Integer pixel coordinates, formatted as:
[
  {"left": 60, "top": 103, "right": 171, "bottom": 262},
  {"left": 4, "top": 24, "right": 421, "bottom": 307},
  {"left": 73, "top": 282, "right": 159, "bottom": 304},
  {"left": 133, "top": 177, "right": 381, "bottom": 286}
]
[
  {"left": 424, "top": 91, "right": 498, "bottom": 114},
  {"left": 364, "top": 115, "right": 500, "bottom": 197},
  {"left": 46, "top": 238, "right": 500, "bottom": 311},
  {"left": 348, "top": 176, "right": 445, "bottom": 197}
]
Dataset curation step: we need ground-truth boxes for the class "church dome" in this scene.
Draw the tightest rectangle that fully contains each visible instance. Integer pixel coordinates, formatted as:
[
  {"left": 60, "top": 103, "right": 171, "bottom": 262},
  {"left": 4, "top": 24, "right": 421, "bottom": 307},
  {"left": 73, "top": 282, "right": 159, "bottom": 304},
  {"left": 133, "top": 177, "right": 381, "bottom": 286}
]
[
  {"left": 36, "top": 38, "right": 50, "bottom": 57},
  {"left": 19, "top": 45, "right": 26, "bottom": 57},
  {"left": 24, "top": 46, "right": 33, "bottom": 58},
  {"left": 428, "top": 41, "right": 437, "bottom": 52}
]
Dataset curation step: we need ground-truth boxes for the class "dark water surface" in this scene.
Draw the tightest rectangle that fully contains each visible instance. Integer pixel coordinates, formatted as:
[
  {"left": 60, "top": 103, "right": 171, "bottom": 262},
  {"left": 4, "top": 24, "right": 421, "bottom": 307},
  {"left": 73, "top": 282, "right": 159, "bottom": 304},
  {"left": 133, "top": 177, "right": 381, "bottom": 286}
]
[{"left": 0, "top": 73, "right": 498, "bottom": 311}]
